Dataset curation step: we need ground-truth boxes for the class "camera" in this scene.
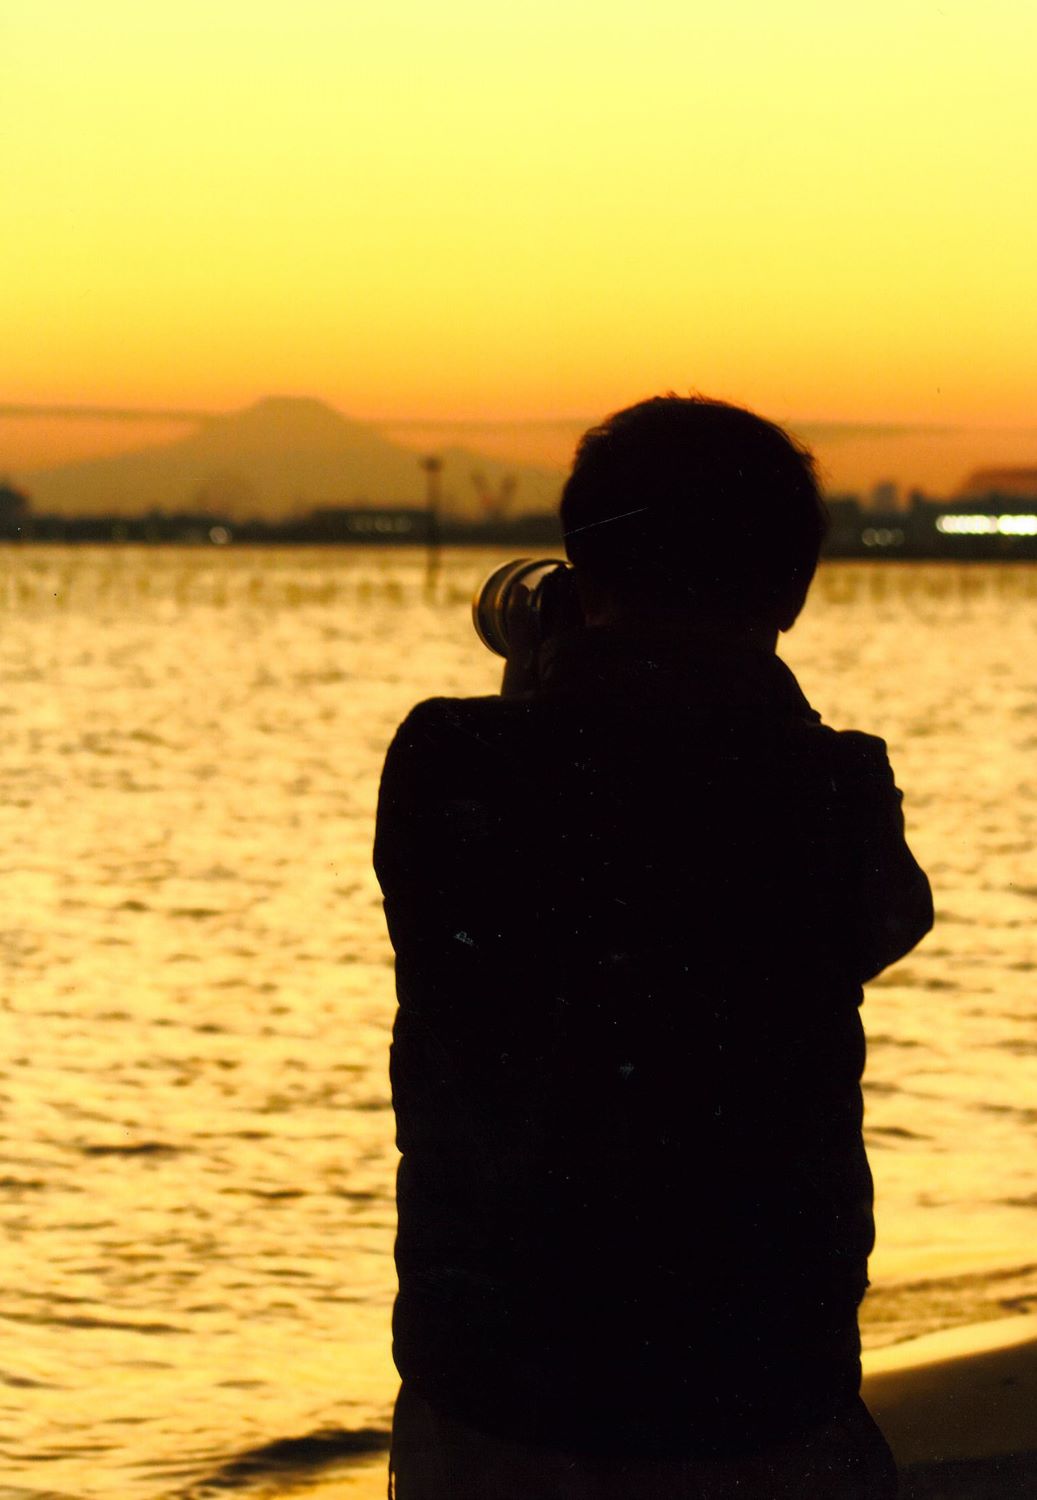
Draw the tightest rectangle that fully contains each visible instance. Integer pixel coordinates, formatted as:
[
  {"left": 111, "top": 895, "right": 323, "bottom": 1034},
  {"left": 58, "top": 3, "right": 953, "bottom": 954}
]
[{"left": 472, "top": 557, "right": 582, "bottom": 657}]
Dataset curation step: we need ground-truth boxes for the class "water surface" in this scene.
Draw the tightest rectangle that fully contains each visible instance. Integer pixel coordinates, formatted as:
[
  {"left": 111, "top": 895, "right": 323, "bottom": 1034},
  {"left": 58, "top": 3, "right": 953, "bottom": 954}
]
[{"left": 1, "top": 548, "right": 1034, "bottom": 1497}]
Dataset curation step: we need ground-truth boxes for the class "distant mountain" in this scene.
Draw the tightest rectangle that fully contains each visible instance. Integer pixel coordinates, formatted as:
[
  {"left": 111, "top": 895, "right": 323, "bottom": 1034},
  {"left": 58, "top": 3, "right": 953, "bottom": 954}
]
[{"left": 17, "top": 397, "right": 563, "bottom": 520}]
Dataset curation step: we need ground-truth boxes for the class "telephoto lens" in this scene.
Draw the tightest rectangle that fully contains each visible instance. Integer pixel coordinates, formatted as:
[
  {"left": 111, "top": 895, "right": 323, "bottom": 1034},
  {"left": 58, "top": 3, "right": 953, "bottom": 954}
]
[{"left": 471, "top": 557, "right": 579, "bottom": 657}]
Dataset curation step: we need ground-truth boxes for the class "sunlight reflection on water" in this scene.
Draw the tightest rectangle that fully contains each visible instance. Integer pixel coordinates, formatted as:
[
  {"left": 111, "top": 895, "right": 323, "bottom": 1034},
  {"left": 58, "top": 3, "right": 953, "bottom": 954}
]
[{"left": 1, "top": 547, "right": 1035, "bottom": 1497}]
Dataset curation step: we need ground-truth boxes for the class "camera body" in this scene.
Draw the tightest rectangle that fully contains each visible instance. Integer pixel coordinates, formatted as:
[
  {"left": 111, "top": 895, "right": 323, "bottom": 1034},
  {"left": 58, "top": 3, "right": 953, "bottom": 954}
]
[{"left": 472, "top": 557, "right": 583, "bottom": 658}]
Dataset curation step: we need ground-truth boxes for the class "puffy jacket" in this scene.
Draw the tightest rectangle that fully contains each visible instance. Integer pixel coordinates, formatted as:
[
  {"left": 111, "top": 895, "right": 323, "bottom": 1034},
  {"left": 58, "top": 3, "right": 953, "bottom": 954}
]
[{"left": 374, "top": 624, "right": 932, "bottom": 1458}]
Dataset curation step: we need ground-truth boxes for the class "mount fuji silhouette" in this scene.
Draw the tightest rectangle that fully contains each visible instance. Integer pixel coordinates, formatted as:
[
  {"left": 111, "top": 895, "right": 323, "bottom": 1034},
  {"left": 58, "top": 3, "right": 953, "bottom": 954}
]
[{"left": 20, "top": 397, "right": 563, "bottom": 520}]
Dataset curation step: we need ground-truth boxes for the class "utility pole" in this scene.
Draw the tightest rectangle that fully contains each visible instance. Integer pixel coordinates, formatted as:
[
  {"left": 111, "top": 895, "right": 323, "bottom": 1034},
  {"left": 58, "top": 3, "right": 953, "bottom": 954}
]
[{"left": 419, "top": 455, "right": 443, "bottom": 602}]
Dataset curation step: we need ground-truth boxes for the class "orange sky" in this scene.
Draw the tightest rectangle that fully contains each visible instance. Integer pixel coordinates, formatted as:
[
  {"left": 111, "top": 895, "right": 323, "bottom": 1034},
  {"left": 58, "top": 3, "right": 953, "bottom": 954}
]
[{"left": 4, "top": 2, "right": 1036, "bottom": 454}]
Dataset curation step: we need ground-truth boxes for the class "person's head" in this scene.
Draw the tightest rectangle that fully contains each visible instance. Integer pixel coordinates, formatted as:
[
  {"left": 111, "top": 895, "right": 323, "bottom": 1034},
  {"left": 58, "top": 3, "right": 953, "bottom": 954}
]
[{"left": 560, "top": 395, "right": 827, "bottom": 637}]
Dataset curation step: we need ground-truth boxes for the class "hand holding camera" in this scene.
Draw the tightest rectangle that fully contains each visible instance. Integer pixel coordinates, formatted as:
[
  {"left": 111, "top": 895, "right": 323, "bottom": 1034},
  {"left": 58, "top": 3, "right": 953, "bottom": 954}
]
[{"left": 471, "top": 558, "right": 583, "bottom": 696}]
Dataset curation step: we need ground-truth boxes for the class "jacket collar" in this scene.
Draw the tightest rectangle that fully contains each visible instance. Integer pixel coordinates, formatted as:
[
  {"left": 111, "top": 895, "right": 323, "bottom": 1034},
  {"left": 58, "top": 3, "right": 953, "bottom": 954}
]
[{"left": 536, "top": 624, "right": 819, "bottom": 719}]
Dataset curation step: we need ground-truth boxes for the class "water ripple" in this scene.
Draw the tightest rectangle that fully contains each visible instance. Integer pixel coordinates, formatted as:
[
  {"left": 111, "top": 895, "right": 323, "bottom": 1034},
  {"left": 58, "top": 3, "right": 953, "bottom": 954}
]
[{"left": 174, "top": 1426, "right": 390, "bottom": 1496}]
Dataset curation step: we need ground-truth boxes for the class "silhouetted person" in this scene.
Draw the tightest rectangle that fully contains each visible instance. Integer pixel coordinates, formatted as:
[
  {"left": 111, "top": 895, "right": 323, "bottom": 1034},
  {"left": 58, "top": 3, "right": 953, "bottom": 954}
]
[{"left": 374, "top": 396, "right": 933, "bottom": 1497}]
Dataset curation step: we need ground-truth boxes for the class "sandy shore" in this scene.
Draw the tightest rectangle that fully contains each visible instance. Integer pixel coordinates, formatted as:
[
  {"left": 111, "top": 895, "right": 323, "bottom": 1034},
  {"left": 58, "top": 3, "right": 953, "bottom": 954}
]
[
  {"left": 862, "top": 1314, "right": 1037, "bottom": 1497},
  {"left": 265, "top": 1315, "right": 1037, "bottom": 1497}
]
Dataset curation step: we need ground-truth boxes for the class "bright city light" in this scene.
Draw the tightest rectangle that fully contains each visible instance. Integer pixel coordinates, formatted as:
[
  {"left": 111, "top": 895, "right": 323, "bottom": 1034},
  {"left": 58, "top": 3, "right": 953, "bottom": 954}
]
[
  {"left": 996, "top": 514, "right": 1037, "bottom": 536},
  {"left": 935, "top": 514, "right": 1037, "bottom": 536}
]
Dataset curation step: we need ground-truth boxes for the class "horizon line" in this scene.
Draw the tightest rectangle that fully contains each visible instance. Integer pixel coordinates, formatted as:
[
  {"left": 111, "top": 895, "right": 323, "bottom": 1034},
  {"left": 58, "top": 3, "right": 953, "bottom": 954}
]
[
  {"left": 0, "top": 402, "right": 599, "bottom": 428},
  {"left": 2, "top": 402, "right": 1035, "bottom": 435}
]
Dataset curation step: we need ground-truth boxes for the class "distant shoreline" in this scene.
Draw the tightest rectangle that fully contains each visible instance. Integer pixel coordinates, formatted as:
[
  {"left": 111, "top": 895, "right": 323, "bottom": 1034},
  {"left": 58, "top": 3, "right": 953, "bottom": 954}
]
[
  {"left": 4, "top": 469, "right": 1037, "bottom": 559},
  {"left": 3, "top": 524, "right": 1037, "bottom": 562}
]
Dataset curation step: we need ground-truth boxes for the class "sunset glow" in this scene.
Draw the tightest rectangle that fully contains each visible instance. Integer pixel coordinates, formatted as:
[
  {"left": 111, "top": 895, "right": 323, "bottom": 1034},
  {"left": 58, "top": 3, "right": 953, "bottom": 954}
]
[{"left": 5, "top": 2, "right": 1036, "bottom": 430}]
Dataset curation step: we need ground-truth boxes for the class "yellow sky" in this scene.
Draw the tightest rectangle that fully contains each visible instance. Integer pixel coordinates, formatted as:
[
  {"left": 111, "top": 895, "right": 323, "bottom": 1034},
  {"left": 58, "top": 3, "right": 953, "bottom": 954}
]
[{"left": 4, "top": 2, "right": 1036, "bottom": 430}]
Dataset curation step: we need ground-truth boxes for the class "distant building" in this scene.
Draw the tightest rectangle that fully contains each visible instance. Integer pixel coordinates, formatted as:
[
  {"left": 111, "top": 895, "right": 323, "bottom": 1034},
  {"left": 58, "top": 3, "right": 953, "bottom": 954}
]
[
  {"left": 868, "top": 480, "right": 900, "bottom": 510},
  {"left": 919, "top": 490, "right": 1037, "bottom": 552},
  {"left": 820, "top": 489, "right": 1037, "bottom": 558},
  {"left": 0, "top": 480, "right": 30, "bottom": 537},
  {"left": 305, "top": 506, "right": 430, "bottom": 541}
]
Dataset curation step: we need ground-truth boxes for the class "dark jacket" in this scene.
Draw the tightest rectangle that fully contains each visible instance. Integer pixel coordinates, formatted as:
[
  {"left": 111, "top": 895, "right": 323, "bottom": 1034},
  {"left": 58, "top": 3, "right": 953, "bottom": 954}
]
[{"left": 374, "top": 624, "right": 933, "bottom": 1459}]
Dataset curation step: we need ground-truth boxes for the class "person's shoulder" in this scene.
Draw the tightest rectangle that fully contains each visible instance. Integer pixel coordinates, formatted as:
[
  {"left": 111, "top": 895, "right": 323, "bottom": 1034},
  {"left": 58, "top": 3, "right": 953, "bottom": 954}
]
[
  {"left": 385, "top": 694, "right": 537, "bottom": 763},
  {"left": 393, "top": 693, "right": 534, "bottom": 735},
  {"left": 801, "top": 726, "right": 901, "bottom": 805},
  {"left": 773, "top": 718, "right": 894, "bottom": 794},
  {"left": 764, "top": 704, "right": 885, "bottom": 752},
  {"left": 827, "top": 727, "right": 893, "bottom": 772}
]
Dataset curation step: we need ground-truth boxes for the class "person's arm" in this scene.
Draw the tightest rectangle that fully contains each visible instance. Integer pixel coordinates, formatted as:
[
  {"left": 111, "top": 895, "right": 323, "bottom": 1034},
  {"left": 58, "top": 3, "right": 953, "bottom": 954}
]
[
  {"left": 499, "top": 583, "right": 540, "bottom": 698},
  {"left": 374, "top": 700, "right": 478, "bottom": 951},
  {"left": 374, "top": 699, "right": 546, "bottom": 1143},
  {"left": 374, "top": 699, "right": 528, "bottom": 963},
  {"left": 832, "top": 731, "right": 933, "bottom": 984}
]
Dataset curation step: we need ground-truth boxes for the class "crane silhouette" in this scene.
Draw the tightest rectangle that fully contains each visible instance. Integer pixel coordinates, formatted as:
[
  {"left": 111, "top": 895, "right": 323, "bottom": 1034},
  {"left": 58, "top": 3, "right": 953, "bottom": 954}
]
[{"left": 470, "top": 470, "right": 517, "bottom": 522}]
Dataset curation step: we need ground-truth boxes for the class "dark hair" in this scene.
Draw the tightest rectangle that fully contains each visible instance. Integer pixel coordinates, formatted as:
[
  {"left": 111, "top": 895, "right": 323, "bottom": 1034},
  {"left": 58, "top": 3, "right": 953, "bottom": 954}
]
[{"left": 560, "top": 395, "right": 828, "bottom": 630}]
